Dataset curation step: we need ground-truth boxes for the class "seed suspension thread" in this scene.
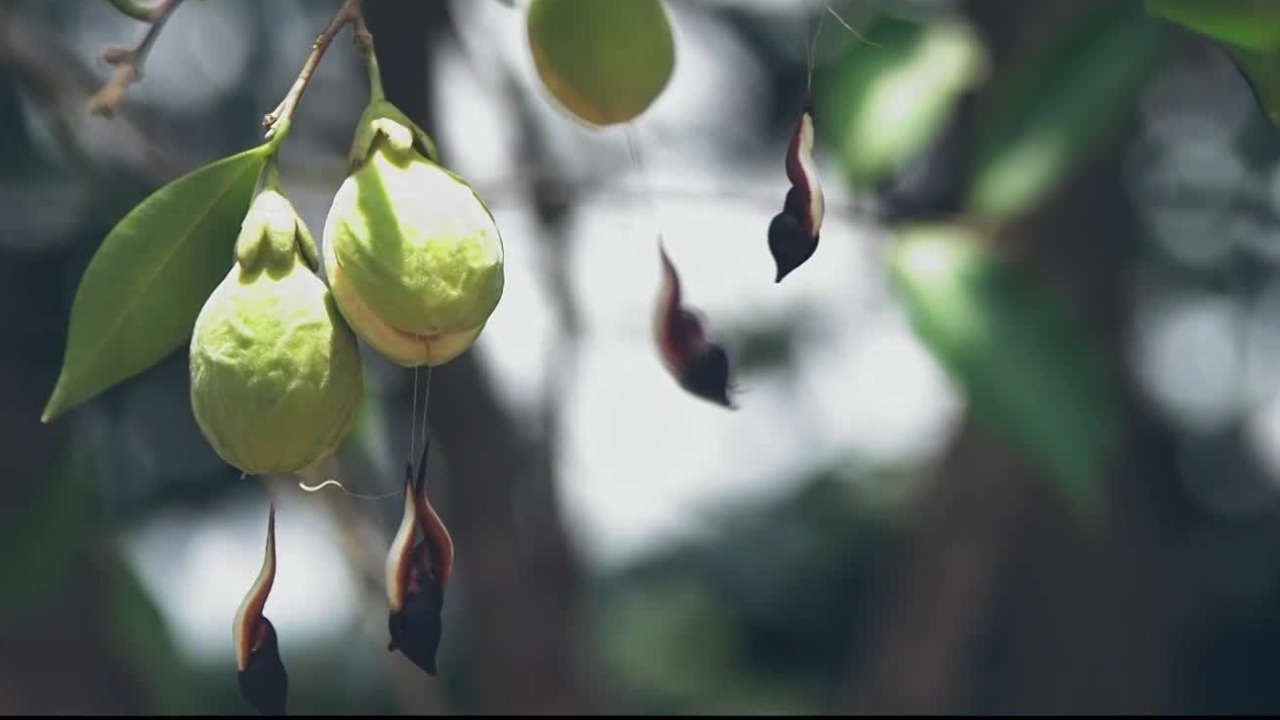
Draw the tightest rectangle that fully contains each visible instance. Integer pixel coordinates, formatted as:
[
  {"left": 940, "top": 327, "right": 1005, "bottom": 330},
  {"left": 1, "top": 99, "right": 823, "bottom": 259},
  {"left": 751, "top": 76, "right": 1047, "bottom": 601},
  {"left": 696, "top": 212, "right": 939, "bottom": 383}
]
[
  {"left": 625, "top": 124, "right": 667, "bottom": 256},
  {"left": 297, "top": 366, "right": 434, "bottom": 501}
]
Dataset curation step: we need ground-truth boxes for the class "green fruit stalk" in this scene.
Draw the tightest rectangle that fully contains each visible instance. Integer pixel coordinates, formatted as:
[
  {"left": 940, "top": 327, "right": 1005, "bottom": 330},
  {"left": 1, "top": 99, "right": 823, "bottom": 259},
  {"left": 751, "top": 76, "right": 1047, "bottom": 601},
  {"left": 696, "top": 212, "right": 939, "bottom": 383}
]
[
  {"left": 323, "top": 104, "right": 504, "bottom": 367},
  {"left": 190, "top": 187, "right": 364, "bottom": 476}
]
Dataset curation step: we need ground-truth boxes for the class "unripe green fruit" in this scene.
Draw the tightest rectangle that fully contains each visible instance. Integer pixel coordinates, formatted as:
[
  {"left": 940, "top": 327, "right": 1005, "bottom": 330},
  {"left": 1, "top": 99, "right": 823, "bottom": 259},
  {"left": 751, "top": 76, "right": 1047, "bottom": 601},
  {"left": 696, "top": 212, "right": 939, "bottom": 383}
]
[
  {"left": 527, "top": 0, "right": 675, "bottom": 126},
  {"left": 190, "top": 189, "right": 363, "bottom": 476},
  {"left": 323, "top": 116, "right": 504, "bottom": 368}
]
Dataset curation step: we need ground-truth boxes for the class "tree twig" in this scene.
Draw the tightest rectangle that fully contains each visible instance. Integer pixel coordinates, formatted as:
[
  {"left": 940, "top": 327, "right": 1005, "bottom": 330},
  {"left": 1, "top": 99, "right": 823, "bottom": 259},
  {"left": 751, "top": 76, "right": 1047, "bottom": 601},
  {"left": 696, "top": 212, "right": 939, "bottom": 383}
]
[
  {"left": 0, "top": 4, "right": 191, "bottom": 183},
  {"left": 263, "top": 0, "right": 367, "bottom": 139},
  {"left": 89, "top": 0, "right": 186, "bottom": 117}
]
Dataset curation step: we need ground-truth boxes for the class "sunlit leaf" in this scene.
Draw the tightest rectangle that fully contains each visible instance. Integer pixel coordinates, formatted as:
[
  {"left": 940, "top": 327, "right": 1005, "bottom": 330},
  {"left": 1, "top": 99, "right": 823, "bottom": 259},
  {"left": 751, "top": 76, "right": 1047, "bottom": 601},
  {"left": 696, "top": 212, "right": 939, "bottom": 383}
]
[
  {"left": 967, "top": 3, "right": 1167, "bottom": 222},
  {"left": 888, "top": 224, "right": 1120, "bottom": 511},
  {"left": 1146, "top": 0, "right": 1280, "bottom": 52},
  {"left": 42, "top": 145, "right": 271, "bottom": 422},
  {"left": 818, "top": 16, "right": 986, "bottom": 188}
]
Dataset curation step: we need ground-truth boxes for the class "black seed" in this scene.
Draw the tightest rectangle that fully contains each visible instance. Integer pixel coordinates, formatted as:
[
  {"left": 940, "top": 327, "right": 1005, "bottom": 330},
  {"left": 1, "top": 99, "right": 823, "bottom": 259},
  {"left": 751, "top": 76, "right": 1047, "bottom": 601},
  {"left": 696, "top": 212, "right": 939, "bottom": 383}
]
[
  {"left": 238, "top": 632, "right": 288, "bottom": 716},
  {"left": 680, "top": 344, "right": 734, "bottom": 408},
  {"left": 768, "top": 211, "right": 818, "bottom": 283},
  {"left": 388, "top": 576, "right": 445, "bottom": 676}
]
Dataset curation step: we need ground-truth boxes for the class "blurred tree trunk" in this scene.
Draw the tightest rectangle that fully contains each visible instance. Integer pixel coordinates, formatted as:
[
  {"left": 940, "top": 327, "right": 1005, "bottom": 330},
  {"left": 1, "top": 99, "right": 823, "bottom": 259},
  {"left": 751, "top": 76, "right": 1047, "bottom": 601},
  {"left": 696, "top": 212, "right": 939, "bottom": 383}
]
[
  {"left": 362, "top": 1, "right": 604, "bottom": 713},
  {"left": 852, "top": 0, "right": 1175, "bottom": 713}
]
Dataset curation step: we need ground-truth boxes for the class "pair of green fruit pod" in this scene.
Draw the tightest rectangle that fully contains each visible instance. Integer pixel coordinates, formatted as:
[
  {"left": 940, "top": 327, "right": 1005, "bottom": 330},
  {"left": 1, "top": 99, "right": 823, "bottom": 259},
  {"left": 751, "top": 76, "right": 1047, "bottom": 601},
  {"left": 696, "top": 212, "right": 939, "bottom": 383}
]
[{"left": 191, "top": 109, "right": 505, "bottom": 477}]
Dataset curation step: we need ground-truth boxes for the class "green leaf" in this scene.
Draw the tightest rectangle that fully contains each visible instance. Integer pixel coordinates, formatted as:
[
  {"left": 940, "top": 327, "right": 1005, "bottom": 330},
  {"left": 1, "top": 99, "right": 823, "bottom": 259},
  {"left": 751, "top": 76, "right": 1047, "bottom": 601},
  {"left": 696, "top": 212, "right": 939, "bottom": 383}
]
[
  {"left": 818, "top": 16, "right": 986, "bottom": 188},
  {"left": 888, "top": 224, "right": 1120, "bottom": 511},
  {"left": 42, "top": 145, "right": 270, "bottom": 422},
  {"left": 1146, "top": 0, "right": 1280, "bottom": 52},
  {"left": 966, "top": 3, "right": 1167, "bottom": 223}
]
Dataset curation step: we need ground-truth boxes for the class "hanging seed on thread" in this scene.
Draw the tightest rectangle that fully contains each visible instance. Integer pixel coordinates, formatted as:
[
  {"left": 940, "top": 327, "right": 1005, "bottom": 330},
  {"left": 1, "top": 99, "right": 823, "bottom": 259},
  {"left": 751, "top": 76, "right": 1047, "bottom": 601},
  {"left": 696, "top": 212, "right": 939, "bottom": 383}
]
[
  {"left": 768, "top": 90, "right": 825, "bottom": 283},
  {"left": 386, "top": 436, "right": 454, "bottom": 676},
  {"left": 233, "top": 502, "right": 289, "bottom": 716},
  {"left": 653, "top": 245, "right": 736, "bottom": 409}
]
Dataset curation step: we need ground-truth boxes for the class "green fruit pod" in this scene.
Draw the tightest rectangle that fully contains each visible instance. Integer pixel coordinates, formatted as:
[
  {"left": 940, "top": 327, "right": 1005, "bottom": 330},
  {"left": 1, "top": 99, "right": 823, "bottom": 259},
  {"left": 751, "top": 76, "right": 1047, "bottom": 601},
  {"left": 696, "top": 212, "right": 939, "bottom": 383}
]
[
  {"left": 190, "top": 188, "right": 364, "bottom": 476},
  {"left": 323, "top": 112, "right": 505, "bottom": 368},
  {"left": 526, "top": 0, "right": 676, "bottom": 126}
]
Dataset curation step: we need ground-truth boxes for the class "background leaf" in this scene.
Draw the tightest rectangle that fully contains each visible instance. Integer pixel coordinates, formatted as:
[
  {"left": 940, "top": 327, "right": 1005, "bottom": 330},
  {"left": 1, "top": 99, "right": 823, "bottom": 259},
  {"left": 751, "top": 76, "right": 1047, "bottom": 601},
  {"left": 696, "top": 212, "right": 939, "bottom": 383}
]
[
  {"left": 1223, "top": 45, "right": 1280, "bottom": 124},
  {"left": 1147, "top": 0, "right": 1280, "bottom": 124},
  {"left": 888, "top": 224, "right": 1120, "bottom": 510},
  {"left": 966, "top": 3, "right": 1167, "bottom": 223},
  {"left": 42, "top": 145, "right": 269, "bottom": 422},
  {"left": 107, "top": 552, "right": 195, "bottom": 714},
  {"left": 817, "top": 16, "right": 986, "bottom": 189},
  {"left": 1146, "top": 0, "right": 1280, "bottom": 53},
  {"left": 0, "top": 443, "right": 92, "bottom": 616}
]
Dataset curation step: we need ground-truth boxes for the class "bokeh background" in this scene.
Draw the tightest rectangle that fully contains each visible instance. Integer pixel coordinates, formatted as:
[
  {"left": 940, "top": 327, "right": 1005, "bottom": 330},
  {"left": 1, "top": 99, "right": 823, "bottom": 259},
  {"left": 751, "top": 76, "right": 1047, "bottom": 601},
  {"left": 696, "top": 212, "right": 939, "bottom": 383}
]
[{"left": 3, "top": 0, "right": 1280, "bottom": 714}]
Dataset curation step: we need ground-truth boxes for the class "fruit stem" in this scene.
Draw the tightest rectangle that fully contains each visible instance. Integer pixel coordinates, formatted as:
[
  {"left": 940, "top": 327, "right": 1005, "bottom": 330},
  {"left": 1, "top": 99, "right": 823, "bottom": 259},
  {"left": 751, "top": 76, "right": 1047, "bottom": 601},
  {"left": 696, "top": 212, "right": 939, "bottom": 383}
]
[
  {"left": 261, "top": 154, "right": 282, "bottom": 193},
  {"left": 263, "top": 0, "right": 368, "bottom": 142},
  {"left": 351, "top": 11, "right": 386, "bottom": 103}
]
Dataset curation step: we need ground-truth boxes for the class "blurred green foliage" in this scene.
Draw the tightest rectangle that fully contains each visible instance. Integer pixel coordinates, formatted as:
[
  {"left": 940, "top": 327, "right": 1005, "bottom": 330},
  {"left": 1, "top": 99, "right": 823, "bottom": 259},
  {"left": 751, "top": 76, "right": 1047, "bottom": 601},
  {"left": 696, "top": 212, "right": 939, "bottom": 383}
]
[
  {"left": 9, "top": 0, "right": 1280, "bottom": 715},
  {"left": 108, "top": 553, "right": 198, "bottom": 715},
  {"left": 967, "top": 2, "right": 1168, "bottom": 222},
  {"left": 888, "top": 224, "right": 1118, "bottom": 510},
  {"left": 818, "top": 14, "right": 985, "bottom": 189},
  {"left": 596, "top": 471, "right": 902, "bottom": 714},
  {"left": 0, "top": 445, "right": 94, "bottom": 616}
]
